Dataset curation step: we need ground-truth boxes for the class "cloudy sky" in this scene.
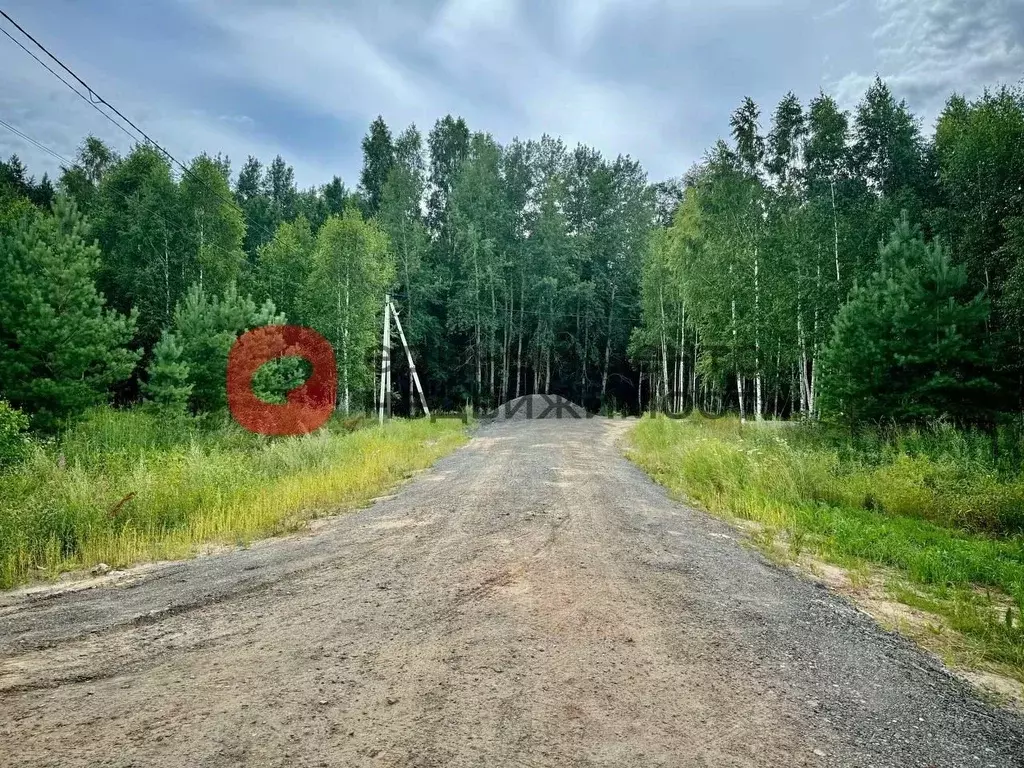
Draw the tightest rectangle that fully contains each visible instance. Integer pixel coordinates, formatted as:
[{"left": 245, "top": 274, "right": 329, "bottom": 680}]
[{"left": 2, "top": 0, "right": 1022, "bottom": 189}]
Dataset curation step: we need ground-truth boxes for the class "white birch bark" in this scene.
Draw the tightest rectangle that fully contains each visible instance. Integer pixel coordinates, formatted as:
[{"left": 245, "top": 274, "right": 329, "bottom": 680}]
[
  {"left": 659, "top": 286, "right": 670, "bottom": 411},
  {"left": 753, "top": 245, "right": 763, "bottom": 421},
  {"left": 600, "top": 284, "right": 617, "bottom": 401},
  {"left": 831, "top": 179, "right": 840, "bottom": 284},
  {"left": 341, "top": 274, "right": 350, "bottom": 414},
  {"left": 677, "top": 306, "right": 686, "bottom": 413},
  {"left": 515, "top": 280, "right": 524, "bottom": 399}
]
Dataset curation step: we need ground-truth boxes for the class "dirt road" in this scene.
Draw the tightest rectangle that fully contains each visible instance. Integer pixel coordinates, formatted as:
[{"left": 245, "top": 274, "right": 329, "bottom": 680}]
[{"left": 2, "top": 418, "right": 1022, "bottom": 767}]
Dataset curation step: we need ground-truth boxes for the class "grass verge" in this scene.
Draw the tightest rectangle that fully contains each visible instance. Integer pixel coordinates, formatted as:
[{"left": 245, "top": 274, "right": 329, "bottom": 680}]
[
  {"left": 0, "top": 408, "right": 468, "bottom": 588},
  {"left": 627, "top": 414, "right": 1024, "bottom": 688}
]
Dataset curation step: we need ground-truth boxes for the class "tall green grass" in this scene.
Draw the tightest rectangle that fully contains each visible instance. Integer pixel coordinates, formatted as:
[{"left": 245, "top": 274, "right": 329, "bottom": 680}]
[
  {"left": 0, "top": 408, "right": 467, "bottom": 588},
  {"left": 628, "top": 415, "right": 1024, "bottom": 673}
]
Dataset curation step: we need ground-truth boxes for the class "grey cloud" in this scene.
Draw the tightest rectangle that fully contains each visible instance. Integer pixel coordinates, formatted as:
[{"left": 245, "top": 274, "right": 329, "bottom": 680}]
[
  {"left": 831, "top": 0, "right": 1024, "bottom": 126},
  {"left": 1, "top": 0, "right": 1021, "bottom": 190}
]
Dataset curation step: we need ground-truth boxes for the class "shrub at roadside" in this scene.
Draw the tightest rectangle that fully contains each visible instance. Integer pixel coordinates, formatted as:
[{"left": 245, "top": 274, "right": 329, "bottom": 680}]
[{"left": 0, "top": 399, "right": 30, "bottom": 470}]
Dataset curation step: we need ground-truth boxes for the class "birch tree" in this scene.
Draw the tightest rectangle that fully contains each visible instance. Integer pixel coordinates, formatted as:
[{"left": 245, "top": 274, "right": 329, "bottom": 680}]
[{"left": 304, "top": 209, "right": 394, "bottom": 413}]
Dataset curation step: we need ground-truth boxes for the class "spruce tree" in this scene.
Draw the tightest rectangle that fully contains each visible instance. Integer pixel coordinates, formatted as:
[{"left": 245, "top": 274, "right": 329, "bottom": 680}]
[{"left": 0, "top": 196, "right": 139, "bottom": 428}]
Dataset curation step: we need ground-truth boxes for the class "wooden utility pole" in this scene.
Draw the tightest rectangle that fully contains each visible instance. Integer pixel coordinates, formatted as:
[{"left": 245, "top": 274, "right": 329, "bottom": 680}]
[
  {"left": 389, "top": 300, "right": 430, "bottom": 419},
  {"left": 378, "top": 294, "right": 391, "bottom": 426}
]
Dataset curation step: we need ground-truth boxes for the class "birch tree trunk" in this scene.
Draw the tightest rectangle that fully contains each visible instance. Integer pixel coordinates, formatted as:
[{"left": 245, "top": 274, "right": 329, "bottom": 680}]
[
  {"left": 659, "top": 286, "right": 670, "bottom": 412},
  {"left": 197, "top": 216, "right": 205, "bottom": 293},
  {"left": 797, "top": 264, "right": 810, "bottom": 416},
  {"left": 600, "top": 284, "right": 617, "bottom": 402},
  {"left": 677, "top": 307, "right": 686, "bottom": 413},
  {"left": 754, "top": 245, "right": 763, "bottom": 421},
  {"left": 691, "top": 329, "right": 698, "bottom": 411},
  {"left": 515, "top": 279, "right": 524, "bottom": 399},
  {"left": 581, "top": 309, "right": 589, "bottom": 401},
  {"left": 773, "top": 341, "right": 781, "bottom": 419},
  {"left": 473, "top": 240, "right": 481, "bottom": 408},
  {"left": 489, "top": 281, "right": 496, "bottom": 406},
  {"left": 731, "top": 285, "right": 744, "bottom": 420},
  {"left": 737, "top": 373, "right": 746, "bottom": 421},
  {"left": 798, "top": 313, "right": 809, "bottom": 417},
  {"left": 501, "top": 293, "right": 511, "bottom": 405},
  {"left": 810, "top": 260, "right": 821, "bottom": 417},
  {"left": 533, "top": 347, "right": 539, "bottom": 395},
  {"left": 831, "top": 178, "right": 840, "bottom": 284},
  {"left": 577, "top": 296, "right": 583, "bottom": 395},
  {"left": 163, "top": 235, "right": 171, "bottom": 327}
]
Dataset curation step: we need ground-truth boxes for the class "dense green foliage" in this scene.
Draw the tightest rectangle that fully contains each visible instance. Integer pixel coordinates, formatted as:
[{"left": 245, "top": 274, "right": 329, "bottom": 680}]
[
  {"left": 304, "top": 209, "right": 394, "bottom": 412},
  {"left": 0, "top": 399, "right": 29, "bottom": 469},
  {"left": 168, "top": 283, "right": 285, "bottom": 412},
  {"left": 1, "top": 114, "right": 657, "bottom": 425},
  {"left": 1, "top": 76, "right": 1023, "bottom": 434},
  {"left": 0, "top": 196, "right": 139, "bottom": 428},
  {"left": 820, "top": 216, "right": 994, "bottom": 425},
  {"left": 634, "top": 80, "right": 1024, "bottom": 429},
  {"left": 142, "top": 331, "right": 192, "bottom": 414}
]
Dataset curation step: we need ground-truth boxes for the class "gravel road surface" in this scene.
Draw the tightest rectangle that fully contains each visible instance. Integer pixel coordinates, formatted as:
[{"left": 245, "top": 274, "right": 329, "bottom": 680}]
[{"left": 1, "top": 418, "right": 1022, "bottom": 767}]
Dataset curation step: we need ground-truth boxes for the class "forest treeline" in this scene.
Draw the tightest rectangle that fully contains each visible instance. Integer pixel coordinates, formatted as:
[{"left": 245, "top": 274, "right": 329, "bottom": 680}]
[
  {"left": 1, "top": 75, "right": 1023, "bottom": 440},
  {"left": 636, "top": 78, "right": 1024, "bottom": 428}
]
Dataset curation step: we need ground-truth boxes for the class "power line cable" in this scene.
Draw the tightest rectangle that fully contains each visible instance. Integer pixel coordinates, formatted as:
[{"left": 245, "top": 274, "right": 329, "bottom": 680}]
[
  {"left": 0, "top": 24, "right": 140, "bottom": 146},
  {"left": 2, "top": 11, "right": 662, "bottom": 313},
  {"left": 0, "top": 117, "right": 67, "bottom": 165},
  {"left": 0, "top": 9, "right": 280, "bottom": 245},
  {"left": 1, "top": 10, "right": 167, "bottom": 152},
  {"left": 0, "top": 118, "right": 257, "bottom": 295}
]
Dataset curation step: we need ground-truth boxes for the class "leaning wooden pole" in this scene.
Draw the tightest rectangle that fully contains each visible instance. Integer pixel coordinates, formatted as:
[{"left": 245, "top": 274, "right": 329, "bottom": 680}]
[
  {"left": 389, "top": 301, "right": 431, "bottom": 419},
  {"left": 378, "top": 294, "right": 391, "bottom": 426}
]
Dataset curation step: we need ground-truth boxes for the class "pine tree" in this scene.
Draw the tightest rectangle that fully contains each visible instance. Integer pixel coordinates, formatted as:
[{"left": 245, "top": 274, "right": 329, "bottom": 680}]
[
  {"left": 820, "top": 214, "right": 995, "bottom": 426},
  {"left": 143, "top": 331, "right": 192, "bottom": 413},
  {"left": 0, "top": 155, "right": 31, "bottom": 198},
  {"left": 171, "top": 283, "right": 286, "bottom": 412},
  {"left": 236, "top": 155, "right": 274, "bottom": 258},
  {"left": 359, "top": 116, "right": 395, "bottom": 217},
  {"left": 0, "top": 196, "right": 140, "bottom": 428}
]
